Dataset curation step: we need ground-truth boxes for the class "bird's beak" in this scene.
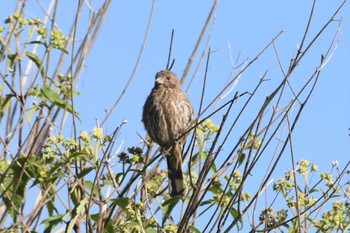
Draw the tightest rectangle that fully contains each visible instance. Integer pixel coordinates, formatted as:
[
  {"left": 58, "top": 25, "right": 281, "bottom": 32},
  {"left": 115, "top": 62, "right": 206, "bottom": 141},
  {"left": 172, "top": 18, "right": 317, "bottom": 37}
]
[{"left": 155, "top": 77, "right": 164, "bottom": 85}]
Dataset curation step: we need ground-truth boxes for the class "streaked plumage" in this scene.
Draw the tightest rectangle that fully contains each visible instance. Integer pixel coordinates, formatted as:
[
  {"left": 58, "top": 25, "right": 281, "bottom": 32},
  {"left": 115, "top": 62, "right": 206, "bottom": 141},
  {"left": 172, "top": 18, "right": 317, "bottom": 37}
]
[{"left": 142, "top": 70, "right": 194, "bottom": 196}]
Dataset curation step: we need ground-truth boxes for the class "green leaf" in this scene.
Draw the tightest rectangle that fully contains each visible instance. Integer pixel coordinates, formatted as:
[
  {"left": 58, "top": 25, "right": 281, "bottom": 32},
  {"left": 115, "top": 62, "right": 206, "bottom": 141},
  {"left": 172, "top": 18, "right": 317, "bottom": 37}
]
[
  {"left": 110, "top": 197, "right": 130, "bottom": 210},
  {"left": 46, "top": 199, "right": 55, "bottom": 217},
  {"left": 58, "top": 46, "right": 69, "bottom": 54},
  {"left": 27, "top": 87, "right": 41, "bottom": 100},
  {"left": 145, "top": 228, "right": 158, "bottom": 233},
  {"left": 25, "top": 51, "right": 45, "bottom": 78},
  {"left": 229, "top": 207, "right": 239, "bottom": 218},
  {"left": 200, "top": 200, "right": 214, "bottom": 206},
  {"left": 77, "top": 167, "right": 94, "bottom": 179},
  {"left": 211, "top": 161, "right": 217, "bottom": 173},
  {"left": 161, "top": 196, "right": 180, "bottom": 226},
  {"left": 191, "top": 152, "right": 199, "bottom": 163},
  {"left": 209, "top": 184, "right": 223, "bottom": 194},
  {"left": 189, "top": 225, "right": 201, "bottom": 233},
  {"left": 200, "top": 151, "right": 208, "bottom": 159},
  {"left": 45, "top": 187, "right": 57, "bottom": 216},
  {"left": 0, "top": 160, "right": 10, "bottom": 173},
  {"left": 0, "top": 94, "right": 14, "bottom": 120},
  {"left": 1, "top": 157, "right": 31, "bottom": 221},
  {"left": 26, "top": 156, "right": 45, "bottom": 178},
  {"left": 198, "top": 151, "right": 217, "bottom": 172},
  {"left": 66, "top": 198, "right": 88, "bottom": 233},
  {"left": 229, "top": 208, "right": 243, "bottom": 230},
  {"left": 162, "top": 196, "right": 180, "bottom": 207},
  {"left": 42, "top": 213, "right": 68, "bottom": 233},
  {"left": 7, "top": 53, "right": 17, "bottom": 68},
  {"left": 90, "top": 213, "right": 99, "bottom": 222},
  {"left": 26, "top": 103, "right": 41, "bottom": 122},
  {"left": 40, "top": 86, "right": 63, "bottom": 103},
  {"left": 309, "top": 188, "right": 318, "bottom": 193},
  {"left": 40, "top": 86, "right": 74, "bottom": 114},
  {"left": 84, "top": 181, "right": 100, "bottom": 198},
  {"left": 238, "top": 153, "right": 246, "bottom": 167},
  {"left": 103, "top": 220, "right": 115, "bottom": 233}
]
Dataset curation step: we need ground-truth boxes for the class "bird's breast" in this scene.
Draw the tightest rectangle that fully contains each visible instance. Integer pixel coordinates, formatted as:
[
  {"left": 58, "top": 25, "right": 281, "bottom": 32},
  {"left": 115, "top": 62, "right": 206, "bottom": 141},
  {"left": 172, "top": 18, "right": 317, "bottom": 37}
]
[{"left": 144, "top": 88, "right": 193, "bottom": 147}]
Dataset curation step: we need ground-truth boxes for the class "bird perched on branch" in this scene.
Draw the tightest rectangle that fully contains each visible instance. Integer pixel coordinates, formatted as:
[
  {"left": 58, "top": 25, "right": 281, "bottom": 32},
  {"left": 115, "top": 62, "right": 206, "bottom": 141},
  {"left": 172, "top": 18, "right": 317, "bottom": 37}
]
[{"left": 142, "top": 70, "right": 194, "bottom": 197}]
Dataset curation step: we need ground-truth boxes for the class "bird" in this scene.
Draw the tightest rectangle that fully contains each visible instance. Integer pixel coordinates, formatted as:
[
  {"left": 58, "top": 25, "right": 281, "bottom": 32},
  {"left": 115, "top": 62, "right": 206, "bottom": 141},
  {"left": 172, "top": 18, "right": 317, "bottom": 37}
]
[{"left": 142, "top": 70, "right": 194, "bottom": 197}]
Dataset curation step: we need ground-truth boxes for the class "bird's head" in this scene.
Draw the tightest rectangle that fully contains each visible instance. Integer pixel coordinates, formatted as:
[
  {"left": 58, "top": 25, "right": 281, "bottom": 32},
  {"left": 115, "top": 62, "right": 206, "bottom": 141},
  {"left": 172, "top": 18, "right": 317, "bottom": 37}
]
[{"left": 154, "top": 70, "right": 181, "bottom": 89}]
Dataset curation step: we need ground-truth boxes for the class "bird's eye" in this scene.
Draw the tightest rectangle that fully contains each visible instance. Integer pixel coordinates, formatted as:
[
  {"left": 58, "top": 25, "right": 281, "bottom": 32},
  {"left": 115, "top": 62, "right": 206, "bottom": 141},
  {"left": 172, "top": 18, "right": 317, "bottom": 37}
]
[{"left": 166, "top": 76, "right": 171, "bottom": 80}]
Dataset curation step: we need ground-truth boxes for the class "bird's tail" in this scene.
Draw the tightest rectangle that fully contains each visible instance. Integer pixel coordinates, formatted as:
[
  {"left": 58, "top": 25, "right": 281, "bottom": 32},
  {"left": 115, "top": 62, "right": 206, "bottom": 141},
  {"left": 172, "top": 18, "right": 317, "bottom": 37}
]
[{"left": 166, "top": 142, "right": 185, "bottom": 197}]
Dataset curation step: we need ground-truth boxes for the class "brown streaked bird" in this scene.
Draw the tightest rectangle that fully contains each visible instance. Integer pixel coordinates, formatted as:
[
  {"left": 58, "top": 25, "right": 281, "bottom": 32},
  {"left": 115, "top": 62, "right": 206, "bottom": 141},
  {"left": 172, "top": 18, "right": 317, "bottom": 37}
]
[{"left": 142, "top": 70, "right": 194, "bottom": 197}]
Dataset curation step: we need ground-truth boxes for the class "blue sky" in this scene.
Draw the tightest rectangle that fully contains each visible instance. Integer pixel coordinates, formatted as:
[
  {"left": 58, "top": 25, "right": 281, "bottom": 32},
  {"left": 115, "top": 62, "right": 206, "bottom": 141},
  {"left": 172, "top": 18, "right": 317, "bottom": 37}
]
[
  {"left": 1, "top": 0, "right": 349, "bottom": 231},
  {"left": 75, "top": 0, "right": 349, "bottom": 169},
  {"left": 81, "top": 1, "right": 350, "bottom": 226}
]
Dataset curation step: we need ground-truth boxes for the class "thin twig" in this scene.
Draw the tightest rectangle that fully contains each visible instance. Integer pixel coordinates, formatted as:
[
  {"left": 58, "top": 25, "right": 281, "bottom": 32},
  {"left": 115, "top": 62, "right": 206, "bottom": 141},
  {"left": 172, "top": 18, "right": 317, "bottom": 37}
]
[
  {"left": 181, "top": 0, "right": 219, "bottom": 85},
  {"left": 101, "top": 0, "right": 156, "bottom": 126},
  {"left": 166, "top": 29, "right": 175, "bottom": 70}
]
